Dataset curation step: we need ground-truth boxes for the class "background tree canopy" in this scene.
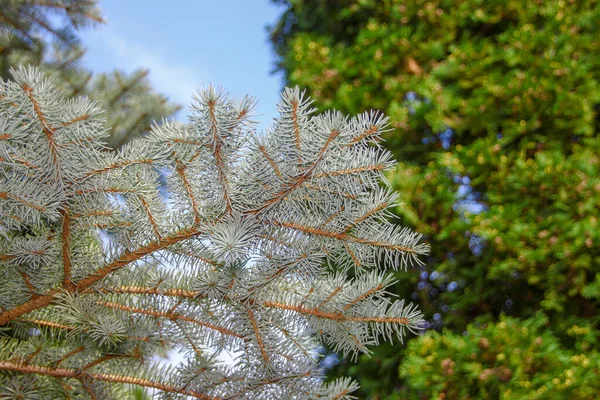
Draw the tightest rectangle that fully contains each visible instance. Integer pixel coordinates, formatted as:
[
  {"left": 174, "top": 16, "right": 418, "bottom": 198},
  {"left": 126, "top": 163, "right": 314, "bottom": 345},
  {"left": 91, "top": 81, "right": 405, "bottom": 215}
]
[
  {"left": 270, "top": 0, "right": 600, "bottom": 398},
  {"left": 0, "top": 0, "right": 179, "bottom": 148}
]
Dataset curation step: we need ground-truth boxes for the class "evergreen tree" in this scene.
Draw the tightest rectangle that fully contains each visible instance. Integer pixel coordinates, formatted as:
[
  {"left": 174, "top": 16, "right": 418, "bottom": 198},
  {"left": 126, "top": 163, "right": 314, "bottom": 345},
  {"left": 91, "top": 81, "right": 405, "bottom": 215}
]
[
  {"left": 270, "top": 0, "right": 600, "bottom": 397},
  {"left": 1, "top": 0, "right": 180, "bottom": 148},
  {"left": 0, "top": 66, "right": 429, "bottom": 399},
  {"left": 0, "top": 0, "right": 103, "bottom": 76}
]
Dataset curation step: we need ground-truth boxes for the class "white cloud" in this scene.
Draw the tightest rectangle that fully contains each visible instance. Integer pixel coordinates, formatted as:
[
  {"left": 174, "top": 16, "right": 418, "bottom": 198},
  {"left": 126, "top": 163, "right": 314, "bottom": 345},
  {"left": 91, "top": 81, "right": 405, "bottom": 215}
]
[{"left": 101, "top": 30, "right": 209, "bottom": 115}]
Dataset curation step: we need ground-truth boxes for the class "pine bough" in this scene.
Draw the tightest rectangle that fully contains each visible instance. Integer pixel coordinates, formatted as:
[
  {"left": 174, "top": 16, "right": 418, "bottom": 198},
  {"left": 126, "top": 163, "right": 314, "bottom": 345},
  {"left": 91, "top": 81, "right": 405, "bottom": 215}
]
[{"left": 0, "top": 67, "right": 429, "bottom": 399}]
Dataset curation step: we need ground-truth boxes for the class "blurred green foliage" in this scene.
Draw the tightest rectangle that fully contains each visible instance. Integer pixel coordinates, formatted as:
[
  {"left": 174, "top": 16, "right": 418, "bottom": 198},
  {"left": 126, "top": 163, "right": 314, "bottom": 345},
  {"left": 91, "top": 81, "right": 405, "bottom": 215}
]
[
  {"left": 400, "top": 314, "right": 600, "bottom": 399},
  {"left": 271, "top": 0, "right": 600, "bottom": 397}
]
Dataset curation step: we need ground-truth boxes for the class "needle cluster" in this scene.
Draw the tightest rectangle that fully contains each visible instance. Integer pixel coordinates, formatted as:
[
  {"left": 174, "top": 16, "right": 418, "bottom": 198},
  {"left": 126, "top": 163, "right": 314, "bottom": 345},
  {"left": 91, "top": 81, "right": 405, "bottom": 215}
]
[{"left": 0, "top": 67, "right": 429, "bottom": 399}]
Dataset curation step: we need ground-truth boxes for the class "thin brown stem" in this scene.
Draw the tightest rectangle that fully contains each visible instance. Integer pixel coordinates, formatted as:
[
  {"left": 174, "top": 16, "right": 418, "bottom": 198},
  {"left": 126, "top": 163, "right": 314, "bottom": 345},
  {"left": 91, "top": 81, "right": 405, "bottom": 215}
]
[
  {"left": 97, "top": 300, "right": 244, "bottom": 339},
  {"left": 0, "top": 360, "right": 219, "bottom": 400},
  {"left": 246, "top": 307, "right": 269, "bottom": 364},
  {"left": 61, "top": 208, "right": 73, "bottom": 289},
  {"left": 0, "top": 226, "right": 201, "bottom": 325},
  {"left": 262, "top": 301, "right": 410, "bottom": 325},
  {"left": 208, "top": 100, "right": 233, "bottom": 213}
]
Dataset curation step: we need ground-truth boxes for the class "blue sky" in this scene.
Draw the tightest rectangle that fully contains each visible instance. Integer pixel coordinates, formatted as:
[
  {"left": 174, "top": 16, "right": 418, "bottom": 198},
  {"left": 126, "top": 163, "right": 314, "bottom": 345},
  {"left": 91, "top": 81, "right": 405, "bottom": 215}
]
[{"left": 80, "top": 1, "right": 286, "bottom": 129}]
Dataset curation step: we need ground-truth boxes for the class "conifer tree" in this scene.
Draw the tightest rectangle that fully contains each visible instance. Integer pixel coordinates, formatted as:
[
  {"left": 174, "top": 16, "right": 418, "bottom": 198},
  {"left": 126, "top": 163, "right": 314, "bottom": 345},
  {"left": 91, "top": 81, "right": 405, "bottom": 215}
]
[
  {"left": 1, "top": 0, "right": 180, "bottom": 148},
  {"left": 0, "top": 66, "right": 429, "bottom": 399}
]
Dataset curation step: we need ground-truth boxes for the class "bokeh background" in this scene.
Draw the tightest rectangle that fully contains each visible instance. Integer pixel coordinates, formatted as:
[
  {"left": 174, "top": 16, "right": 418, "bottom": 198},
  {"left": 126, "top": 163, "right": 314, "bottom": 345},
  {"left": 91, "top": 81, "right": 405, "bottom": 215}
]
[{"left": 1, "top": 1, "right": 598, "bottom": 398}]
